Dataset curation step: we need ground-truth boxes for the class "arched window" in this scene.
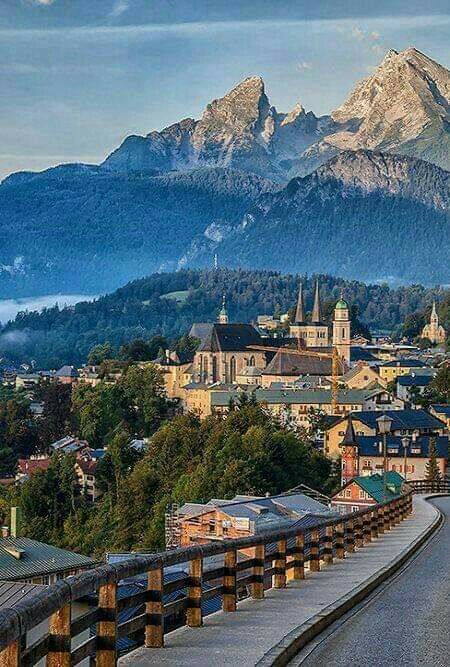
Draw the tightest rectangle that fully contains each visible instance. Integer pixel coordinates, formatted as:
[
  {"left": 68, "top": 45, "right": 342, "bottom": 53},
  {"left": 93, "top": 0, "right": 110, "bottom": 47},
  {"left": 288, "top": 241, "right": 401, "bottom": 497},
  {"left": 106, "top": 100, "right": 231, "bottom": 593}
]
[
  {"left": 248, "top": 355, "right": 255, "bottom": 367},
  {"left": 230, "top": 356, "right": 236, "bottom": 383},
  {"left": 203, "top": 356, "right": 208, "bottom": 380},
  {"left": 199, "top": 355, "right": 203, "bottom": 380},
  {"left": 212, "top": 357, "right": 218, "bottom": 383}
]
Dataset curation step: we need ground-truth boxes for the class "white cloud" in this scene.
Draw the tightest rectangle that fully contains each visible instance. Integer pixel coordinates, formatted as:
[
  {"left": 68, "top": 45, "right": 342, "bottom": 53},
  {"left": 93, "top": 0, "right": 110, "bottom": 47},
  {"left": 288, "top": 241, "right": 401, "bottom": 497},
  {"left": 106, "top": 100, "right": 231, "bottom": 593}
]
[
  {"left": 297, "top": 61, "right": 312, "bottom": 70},
  {"left": 109, "top": 0, "right": 130, "bottom": 20},
  {"left": 29, "top": 0, "right": 57, "bottom": 5}
]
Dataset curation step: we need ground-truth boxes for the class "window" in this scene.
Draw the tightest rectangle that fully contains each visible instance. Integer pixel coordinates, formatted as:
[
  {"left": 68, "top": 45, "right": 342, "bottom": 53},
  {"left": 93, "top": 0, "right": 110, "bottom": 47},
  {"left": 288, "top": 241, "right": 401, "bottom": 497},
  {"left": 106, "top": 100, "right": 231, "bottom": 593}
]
[
  {"left": 230, "top": 356, "right": 236, "bottom": 383},
  {"left": 248, "top": 356, "right": 255, "bottom": 367},
  {"left": 212, "top": 357, "right": 218, "bottom": 383},
  {"left": 359, "top": 490, "right": 365, "bottom": 499},
  {"left": 345, "top": 490, "right": 351, "bottom": 498}
]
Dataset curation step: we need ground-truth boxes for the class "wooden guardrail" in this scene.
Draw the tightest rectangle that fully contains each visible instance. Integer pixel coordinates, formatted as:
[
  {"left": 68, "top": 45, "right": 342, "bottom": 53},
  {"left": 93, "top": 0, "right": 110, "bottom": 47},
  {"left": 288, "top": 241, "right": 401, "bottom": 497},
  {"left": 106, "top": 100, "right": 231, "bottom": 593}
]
[
  {"left": 409, "top": 478, "right": 450, "bottom": 495},
  {"left": 0, "top": 493, "right": 413, "bottom": 666}
]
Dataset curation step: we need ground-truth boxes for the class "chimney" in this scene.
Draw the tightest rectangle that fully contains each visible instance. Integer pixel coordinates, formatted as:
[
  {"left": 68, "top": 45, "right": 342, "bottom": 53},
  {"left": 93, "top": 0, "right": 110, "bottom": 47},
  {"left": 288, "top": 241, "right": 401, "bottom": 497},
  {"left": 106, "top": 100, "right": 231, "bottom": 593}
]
[{"left": 10, "top": 507, "right": 21, "bottom": 538}]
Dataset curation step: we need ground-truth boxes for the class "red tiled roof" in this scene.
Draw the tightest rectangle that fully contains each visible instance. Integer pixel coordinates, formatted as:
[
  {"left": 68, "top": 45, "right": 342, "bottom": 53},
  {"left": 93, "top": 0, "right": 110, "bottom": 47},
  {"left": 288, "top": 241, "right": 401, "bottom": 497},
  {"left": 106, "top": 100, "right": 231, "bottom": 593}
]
[{"left": 17, "top": 458, "right": 51, "bottom": 476}]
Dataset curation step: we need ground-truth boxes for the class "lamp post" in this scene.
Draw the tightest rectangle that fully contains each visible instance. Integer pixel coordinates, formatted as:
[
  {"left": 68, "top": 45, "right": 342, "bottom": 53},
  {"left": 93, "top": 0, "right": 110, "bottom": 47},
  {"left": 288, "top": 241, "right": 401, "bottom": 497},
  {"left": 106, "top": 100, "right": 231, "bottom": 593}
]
[
  {"left": 376, "top": 414, "right": 393, "bottom": 501},
  {"left": 402, "top": 436, "right": 410, "bottom": 482}
]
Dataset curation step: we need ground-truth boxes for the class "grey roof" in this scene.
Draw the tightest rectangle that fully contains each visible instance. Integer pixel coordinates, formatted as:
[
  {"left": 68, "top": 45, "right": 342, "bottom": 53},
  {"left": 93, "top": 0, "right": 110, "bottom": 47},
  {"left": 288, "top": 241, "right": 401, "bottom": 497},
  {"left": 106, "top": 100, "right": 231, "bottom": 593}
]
[
  {"left": 189, "top": 322, "right": 263, "bottom": 353},
  {"left": 55, "top": 365, "right": 79, "bottom": 377},
  {"left": 210, "top": 388, "right": 370, "bottom": 407},
  {"left": 381, "top": 359, "right": 427, "bottom": 368},
  {"left": 0, "top": 581, "right": 45, "bottom": 609},
  {"left": 263, "top": 348, "right": 332, "bottom": 376},
  {"left": 0, "top": 537, "right": 96, "bottom": 581},
  {"left": 397, "top": 375, "right": 434, "bottom": 387},
  {"left": 350, "top": 347, "right": 378, "bottom": 362},
  {"left": 351, "top": 409, "right": 445, "bottom": 431}
]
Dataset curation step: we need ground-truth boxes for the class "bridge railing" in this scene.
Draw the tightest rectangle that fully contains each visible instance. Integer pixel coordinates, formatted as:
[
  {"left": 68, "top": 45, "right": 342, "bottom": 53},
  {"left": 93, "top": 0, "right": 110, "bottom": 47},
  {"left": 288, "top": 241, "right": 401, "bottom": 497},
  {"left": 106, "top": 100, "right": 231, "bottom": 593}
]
[
  {"left": 0, "top": 493, "right": 412, "bottom": 666},
  {"left": 408, "top": 477, "right": 450, "bottom": 495}
]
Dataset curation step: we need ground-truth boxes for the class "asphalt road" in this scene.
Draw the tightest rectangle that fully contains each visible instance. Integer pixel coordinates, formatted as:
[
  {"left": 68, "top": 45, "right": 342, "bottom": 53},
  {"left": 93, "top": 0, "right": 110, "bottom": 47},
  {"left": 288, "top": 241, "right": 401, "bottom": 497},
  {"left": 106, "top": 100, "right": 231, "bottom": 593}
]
[{"left": 297, "top": 496, "right": 450, "bottom": 667}]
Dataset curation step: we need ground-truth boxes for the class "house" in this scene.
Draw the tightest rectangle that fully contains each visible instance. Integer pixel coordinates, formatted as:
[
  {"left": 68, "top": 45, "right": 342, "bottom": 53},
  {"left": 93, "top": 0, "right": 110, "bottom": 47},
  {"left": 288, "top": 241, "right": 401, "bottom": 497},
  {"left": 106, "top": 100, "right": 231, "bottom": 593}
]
[
  {"left": 429, "top": 404, "right": 450, "bottom": 431},
  {"left": 177, "top": 492, "right": 335, "bottom": 550},
  {"left": 0, "top": 508, "right": 96, "bottom": 584},
  {"left": 396, "top": 372, "right": 437, "bottom": 402},
  {"left": 342, "top": 364, "right": 381, "bottom": 390},
  {"left": 50, "top": 435, "right": 90, "bottom": 457},
  {"left": 331, "top": 472, "right": 405, "bottom": 513},
  {"left": 152, "top": 351, "right": 194, "bottom": 401},
  {"left": 74, "top": 458, "right": 99, "bottom": 502},
  {"left": 325, "top": 409, "right": 447, "bottom": 458},
  {"left": 16, "top": 456, "right": 51, "bottom": 480},
  {"left": 378, "top": 359, "right": 429, "bottom": 384},
  {"left": 54, "top": 365, "right": 79, "bottom": 384},
  {"left": 15, "top": 373, "right": 40, "bottom": 390}
]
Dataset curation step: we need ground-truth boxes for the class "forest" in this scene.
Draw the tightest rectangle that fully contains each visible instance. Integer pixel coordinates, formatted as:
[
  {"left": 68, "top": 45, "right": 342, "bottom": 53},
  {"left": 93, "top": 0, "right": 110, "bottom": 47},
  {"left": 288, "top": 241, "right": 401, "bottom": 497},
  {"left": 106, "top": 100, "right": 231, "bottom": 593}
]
[{"left": 0, "top": 268, "right": 448, "bottom": 369}]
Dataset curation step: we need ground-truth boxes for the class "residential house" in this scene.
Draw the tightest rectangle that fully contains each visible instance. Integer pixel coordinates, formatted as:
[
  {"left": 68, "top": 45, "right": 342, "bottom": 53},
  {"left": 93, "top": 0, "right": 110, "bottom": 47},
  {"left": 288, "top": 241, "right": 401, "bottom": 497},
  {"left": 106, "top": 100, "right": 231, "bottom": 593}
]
[
  {"left": 378, "top": 359, "right": 429, "bottom": 385},
  {"left": 50, "top": 435, "right": 90, "bottom": 457},
  {"left": 330, "top": 472, "right": 405, "bottom": 512},
  {"left": 74, "top": 458, "right": 99, "bottom": 502},
  {"left": 15, "top": 373, "right": 40, "bottom": 390},
  {"left": 54, "top": 365, "right": 79, "bottom": 384},
  {"left": 16, "top": 456, "right": 51, "bottom": 480},
  {"left": 325, "top": 409, "right": 447, "bottom": 458},
  {"left": 396, "top": 372, "right": 437, "bottom": 402},
  {"left": 342, "top": 364, "right": 382, "bottom": 390}
]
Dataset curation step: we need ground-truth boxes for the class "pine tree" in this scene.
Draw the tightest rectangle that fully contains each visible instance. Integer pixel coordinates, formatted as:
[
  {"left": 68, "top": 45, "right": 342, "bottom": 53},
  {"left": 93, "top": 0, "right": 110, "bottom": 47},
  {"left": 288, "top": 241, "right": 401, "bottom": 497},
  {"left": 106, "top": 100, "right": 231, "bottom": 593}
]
[{"left": 425, "top": 437, "right": 441, "bottom": 491}]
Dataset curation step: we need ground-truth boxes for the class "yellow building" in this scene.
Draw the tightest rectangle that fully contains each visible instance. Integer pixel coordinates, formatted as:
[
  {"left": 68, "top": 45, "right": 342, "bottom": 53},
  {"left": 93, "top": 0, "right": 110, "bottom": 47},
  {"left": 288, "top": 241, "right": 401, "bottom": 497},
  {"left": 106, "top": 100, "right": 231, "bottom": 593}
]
[
  {"left": 342, "top": 364, "right": 382, "bottom": 389},
  {"left": 378, "top": 359, "right": 428, "bottom": 384}
]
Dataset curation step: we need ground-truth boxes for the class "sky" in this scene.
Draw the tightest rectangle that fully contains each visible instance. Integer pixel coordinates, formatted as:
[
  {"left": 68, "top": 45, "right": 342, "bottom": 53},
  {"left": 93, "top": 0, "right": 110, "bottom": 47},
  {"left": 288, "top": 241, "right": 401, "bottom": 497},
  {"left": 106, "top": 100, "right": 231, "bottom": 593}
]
[{"left": 1, "top": 1, "right": 449, "bottom": 180}]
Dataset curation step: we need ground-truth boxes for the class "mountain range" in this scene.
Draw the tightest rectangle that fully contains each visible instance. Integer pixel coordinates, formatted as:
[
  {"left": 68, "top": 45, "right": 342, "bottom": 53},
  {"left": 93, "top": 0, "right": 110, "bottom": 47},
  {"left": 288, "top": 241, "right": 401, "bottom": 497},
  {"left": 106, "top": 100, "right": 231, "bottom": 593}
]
[{"left": 0, "top": 47, "right": 449, "bottom": 295}]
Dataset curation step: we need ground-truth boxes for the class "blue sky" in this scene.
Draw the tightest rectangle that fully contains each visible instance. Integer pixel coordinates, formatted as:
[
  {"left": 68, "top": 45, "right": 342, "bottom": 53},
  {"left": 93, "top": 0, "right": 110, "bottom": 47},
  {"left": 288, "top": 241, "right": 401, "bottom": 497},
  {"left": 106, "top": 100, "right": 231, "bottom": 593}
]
[{"left": 1, "top": 1, "right": 449, "bottom": 180}]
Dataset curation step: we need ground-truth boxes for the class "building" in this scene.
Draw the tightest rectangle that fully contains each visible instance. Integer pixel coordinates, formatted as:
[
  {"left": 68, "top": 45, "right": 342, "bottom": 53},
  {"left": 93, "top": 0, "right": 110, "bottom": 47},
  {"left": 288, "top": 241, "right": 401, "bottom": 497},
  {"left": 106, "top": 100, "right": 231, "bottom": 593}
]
[
  {"left": 338, "top": 414, "right": 448, "bottom": 483},
  {"left": 332, "top": 297, "right": 352, "bottom": 364},
  {"left": 289, "top": 281, "right": 330, "bottom": 348},
  {"left": 74, "top": 458, "right": 99, "bottom": 502},
  {"left": 325, "top": 409, "right": 447, "bottom": 458},
  {"left": 16, "top": 456, "right": 51, "bottom": 480},
  {"left": 49, "top": 435, "right": 90, "bottom": 457},
  {"left": 330, "top": 472, "right": 405, "bottom": 513},
  {"left": 429, "top": 404, "right": 450, "bottom": 430},
  {"left": 260, "top": 347, "right": 333, "bottom": 387},
  {"left": 421, "top": 302, "right": 446, "bottom": 345},
  {"left": 153, "top": 351, "right": 193, "bottom": 401},
  {"left": 15, "top": 374, "right": 40, "bottom": 390},
  {"left": 342, "top": 364, "right": 381, "bottom": 390},
  {"left": 396, "top": 372, "right": 437, "bottom": 402},
  {"left": 177, "top": 492, "right": 335, "bottom": 548},
  {"left": 54, "top": 365, "right": 79, "bottom": 384},
  {"left": 0, "top": 508, "right": 96, "bottom": 584},
  {"left": 190, "top": 320, "right": 266, "bottom": 385},
  {"left": 378, "top": 359, "right": 429, "bottom": 385}
]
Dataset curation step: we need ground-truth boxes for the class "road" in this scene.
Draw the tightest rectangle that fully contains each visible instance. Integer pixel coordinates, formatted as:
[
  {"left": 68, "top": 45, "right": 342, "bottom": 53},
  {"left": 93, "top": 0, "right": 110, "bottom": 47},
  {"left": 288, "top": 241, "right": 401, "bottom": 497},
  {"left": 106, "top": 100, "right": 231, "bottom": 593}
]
[{"left": 296, "top": 496, "right": 450, "bottom": 667}]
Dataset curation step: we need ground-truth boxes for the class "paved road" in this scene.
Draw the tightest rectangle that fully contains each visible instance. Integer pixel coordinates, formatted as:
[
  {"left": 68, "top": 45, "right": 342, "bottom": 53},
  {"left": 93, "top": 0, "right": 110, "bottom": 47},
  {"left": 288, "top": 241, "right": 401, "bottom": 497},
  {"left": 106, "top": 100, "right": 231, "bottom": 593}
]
[{"left": 297, "top": 496, "right": 450, "bottom": 667}]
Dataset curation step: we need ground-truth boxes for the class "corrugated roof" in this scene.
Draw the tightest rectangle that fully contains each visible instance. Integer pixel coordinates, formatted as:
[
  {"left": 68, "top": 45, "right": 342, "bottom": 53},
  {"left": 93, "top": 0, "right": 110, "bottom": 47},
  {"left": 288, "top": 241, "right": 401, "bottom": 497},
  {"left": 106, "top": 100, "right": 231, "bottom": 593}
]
[
  {"left": 353, "top": 472, "right": 404, "bottom": 503},
  {"left": 0, "top": 538, "right": 96, "bottom": 581},
  {"left": 0, "top": 581, "right": 45, "bottom": 608}
]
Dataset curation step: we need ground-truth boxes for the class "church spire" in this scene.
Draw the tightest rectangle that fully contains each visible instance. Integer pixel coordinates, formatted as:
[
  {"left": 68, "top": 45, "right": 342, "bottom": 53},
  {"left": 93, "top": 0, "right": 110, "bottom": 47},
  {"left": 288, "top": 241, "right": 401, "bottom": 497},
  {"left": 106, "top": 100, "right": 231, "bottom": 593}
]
[
  {"left": 431, "top": 300, "right": 438, "bottom": 322},
  {"left": 295, "top": 282, "right": 305, "bottom": 323},
  {"left": 311, "top": 279, "right": 321, "bottom": 323},
  {"left": 341, "top": 414, "right": 357, "bottom": 446},
  {"left": 218, "top": 293, "right": 228, "bottom": 324}
]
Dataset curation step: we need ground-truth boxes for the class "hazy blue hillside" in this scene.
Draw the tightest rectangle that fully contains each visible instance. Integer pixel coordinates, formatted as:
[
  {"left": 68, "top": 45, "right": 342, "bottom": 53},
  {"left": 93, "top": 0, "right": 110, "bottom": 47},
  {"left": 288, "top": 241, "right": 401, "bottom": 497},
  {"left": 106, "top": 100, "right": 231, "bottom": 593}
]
[{"left": 0, "top": 166, "right": 275, "bottom": 297}]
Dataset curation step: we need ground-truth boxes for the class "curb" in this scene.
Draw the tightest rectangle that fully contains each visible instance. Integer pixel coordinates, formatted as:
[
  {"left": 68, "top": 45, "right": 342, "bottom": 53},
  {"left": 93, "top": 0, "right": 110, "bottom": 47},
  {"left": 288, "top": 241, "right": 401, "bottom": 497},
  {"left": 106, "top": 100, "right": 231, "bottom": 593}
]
[{"left": 256, "top": 498, "right": 444, "bottom": 667}]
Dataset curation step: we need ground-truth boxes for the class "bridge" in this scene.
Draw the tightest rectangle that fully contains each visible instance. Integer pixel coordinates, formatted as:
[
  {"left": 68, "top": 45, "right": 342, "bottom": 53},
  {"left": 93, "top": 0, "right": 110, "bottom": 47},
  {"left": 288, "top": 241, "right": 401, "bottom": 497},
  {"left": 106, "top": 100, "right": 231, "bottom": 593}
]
[{"left": 0, "top": 480, "right": 448, "bottom": 666}]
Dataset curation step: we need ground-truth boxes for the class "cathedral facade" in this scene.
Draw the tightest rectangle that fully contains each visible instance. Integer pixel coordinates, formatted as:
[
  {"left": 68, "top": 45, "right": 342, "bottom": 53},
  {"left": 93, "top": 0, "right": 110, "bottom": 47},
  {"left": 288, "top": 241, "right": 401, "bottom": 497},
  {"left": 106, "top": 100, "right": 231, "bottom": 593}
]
[{"left": 421, "top": 302, "right": 446, "bottom": 345}]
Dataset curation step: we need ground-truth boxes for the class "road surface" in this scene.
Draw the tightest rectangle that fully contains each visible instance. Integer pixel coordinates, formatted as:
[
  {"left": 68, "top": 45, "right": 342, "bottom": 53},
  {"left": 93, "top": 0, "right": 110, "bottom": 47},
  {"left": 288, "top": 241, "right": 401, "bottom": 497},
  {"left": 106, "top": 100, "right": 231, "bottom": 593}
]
[{"left": 296, "top": 496, "right": 450, "bottom": 667}]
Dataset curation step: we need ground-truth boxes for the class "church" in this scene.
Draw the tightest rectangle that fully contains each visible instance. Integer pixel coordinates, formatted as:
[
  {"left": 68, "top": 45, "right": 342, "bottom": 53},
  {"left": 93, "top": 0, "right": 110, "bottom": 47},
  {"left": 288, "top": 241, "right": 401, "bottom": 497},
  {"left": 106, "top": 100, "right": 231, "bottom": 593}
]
[
  {"left": 421, "top": 302, "right": 446, "bottom": 345},
  {"left": 289, "top": 280, "right": 351, "bottom": 363}
]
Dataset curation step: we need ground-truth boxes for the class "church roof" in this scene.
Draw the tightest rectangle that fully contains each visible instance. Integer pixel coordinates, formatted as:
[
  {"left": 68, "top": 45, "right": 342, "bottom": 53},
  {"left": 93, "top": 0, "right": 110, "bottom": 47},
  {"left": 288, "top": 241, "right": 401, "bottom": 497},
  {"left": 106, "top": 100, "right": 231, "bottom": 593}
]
[
  {"left": 190, "top": 323, "right": 263, "bottom": 353},
  {"left": 335, "top": 299, "right": 348, "bottom": 310},
  {"left": 263, "top": 348, "right": 332, "bottom": 376},
  {"left": 295, "top": 282, "right": 305, "bottom": 323},
  {"left": 311, "top": 280, "right": 322, "bottom": 324}
]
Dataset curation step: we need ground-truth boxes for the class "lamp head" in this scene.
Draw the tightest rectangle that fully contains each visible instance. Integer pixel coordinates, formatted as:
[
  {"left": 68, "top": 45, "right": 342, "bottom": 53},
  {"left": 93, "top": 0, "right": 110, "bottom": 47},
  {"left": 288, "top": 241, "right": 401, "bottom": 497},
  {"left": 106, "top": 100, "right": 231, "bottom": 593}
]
[{"left": 376, "top": 414, "right": 393, "bottom": 435}]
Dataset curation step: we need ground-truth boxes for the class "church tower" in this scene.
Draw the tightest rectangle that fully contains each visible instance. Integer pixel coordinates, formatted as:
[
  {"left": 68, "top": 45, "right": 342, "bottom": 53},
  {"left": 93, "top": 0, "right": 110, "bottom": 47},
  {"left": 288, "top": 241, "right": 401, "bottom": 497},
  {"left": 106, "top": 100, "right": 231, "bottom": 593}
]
[
  {"left": 333, "top": 295, "right": 351, "bottom": 363},
  {"left": 340, "top": 414, "right": 359, "bottom": 485},
  {"left": 218, "top": 294, "right": 229, "bottom": 324},
  {"left": 421, "top": 301, "right": 446, "bottom": 344}
]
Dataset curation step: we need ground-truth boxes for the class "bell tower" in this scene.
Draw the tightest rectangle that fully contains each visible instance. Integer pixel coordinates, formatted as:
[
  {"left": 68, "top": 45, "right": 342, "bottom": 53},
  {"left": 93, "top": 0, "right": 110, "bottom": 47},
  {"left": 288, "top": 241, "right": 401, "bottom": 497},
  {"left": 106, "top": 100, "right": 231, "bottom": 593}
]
[
  {"left": 333, "top": 295, "right": 351, "bottom": 363},
  {"left": 218, "top": 294, "right": 229, "bottom": 324}
]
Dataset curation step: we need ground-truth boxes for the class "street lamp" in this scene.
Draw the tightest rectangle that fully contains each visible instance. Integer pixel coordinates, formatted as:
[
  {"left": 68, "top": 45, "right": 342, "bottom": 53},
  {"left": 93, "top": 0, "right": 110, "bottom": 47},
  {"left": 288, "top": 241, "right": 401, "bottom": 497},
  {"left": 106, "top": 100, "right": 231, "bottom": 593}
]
[
  {"left": 376, "top": 414, "right": 393, "bottom": 501},
  {"left": 402, "top": 436, "right": 410, "bottom": 482}
]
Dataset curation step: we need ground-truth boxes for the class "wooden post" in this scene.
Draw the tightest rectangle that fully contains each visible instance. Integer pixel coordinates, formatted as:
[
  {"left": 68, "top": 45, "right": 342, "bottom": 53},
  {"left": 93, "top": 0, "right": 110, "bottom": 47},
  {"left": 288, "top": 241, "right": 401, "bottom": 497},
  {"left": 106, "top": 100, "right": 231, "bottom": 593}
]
[
  {"left": 289, "top": 533, "right": 305, "bottom": 581},
  {"left": 394, "top": 500, "right": 401, "bottom": 524},
  {"left": 47, "top": 603, "right": 71, "bottom": 667},
  {"left": 223, "top": 549, "right": 237, "bottom": 612},
  {"left": 0, "top": 641, "right": 21, "bottom": 667},
  {"left": 310, "top": 529, "right": 320, "bottom": 571},
  {"left": 378, "top": 506, "right": 385, "bottom": 534},
  {"left": 323, "top": 525, "right": 333, "bottom": 564},
  {"left": 346, "top": 519, "right": 355, "bottom": 553},
  {"left": 336, "top": 523, "right": 345, "bottom": 559},
  {"left": 251, "top": 544, "right": 265, "bottom": 599},
  {"left": 274, "top": 539, "right": 287, "bottom": 589},
  {"left": 363, "top": 512, "right": 371, "bottom": 544},
  {"left": 187, "top": 557, "right": 203, "bottom": 627},
  {"left": 384, "top": 504, "right": 391, "bottom": 531},
  {"left": 355, "top": 516, "right": 363, "bottom": 549},
  {"left": 97, "top": 581, "right": 118, "bottom": 667},
  {"left": 145, "top": 564, "right": 164, "bottom": 648},
  {"left": 371, "top": 509, "right": 379, "bottom": 539}
]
